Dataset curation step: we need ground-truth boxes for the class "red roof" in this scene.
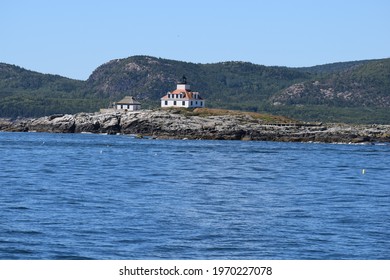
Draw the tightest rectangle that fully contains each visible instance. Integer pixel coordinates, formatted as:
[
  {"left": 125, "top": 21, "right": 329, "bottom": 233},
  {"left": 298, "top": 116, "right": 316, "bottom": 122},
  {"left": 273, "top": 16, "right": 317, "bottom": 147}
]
[{"left": 161, "top": 89, "right": 203, "bottom": 100}]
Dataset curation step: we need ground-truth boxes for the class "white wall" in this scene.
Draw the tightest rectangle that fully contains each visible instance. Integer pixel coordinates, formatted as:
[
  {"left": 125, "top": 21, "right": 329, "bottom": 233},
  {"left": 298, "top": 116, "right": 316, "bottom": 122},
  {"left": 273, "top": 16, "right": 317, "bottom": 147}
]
[
  {"left": 161, "top": 100, "right": 189, "bottom": 108},
  {"left": 116, "top": 104, "right": 141, "bottom": 111},
  {"left": 188, "top": 100, "right": 205, "bottom": 108},
  {"left": 161, "top": 99, "right": 204, "bottom": 108},
  {"left": 177, "top": 84, "right": 190, "bottom": 90}
]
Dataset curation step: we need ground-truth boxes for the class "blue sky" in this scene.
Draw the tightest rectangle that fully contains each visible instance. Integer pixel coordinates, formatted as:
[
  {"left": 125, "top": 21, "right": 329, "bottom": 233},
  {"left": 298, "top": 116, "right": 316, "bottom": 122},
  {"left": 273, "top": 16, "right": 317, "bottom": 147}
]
[{"left": 2, "top": 0, "right": 389, "bottom": 80}]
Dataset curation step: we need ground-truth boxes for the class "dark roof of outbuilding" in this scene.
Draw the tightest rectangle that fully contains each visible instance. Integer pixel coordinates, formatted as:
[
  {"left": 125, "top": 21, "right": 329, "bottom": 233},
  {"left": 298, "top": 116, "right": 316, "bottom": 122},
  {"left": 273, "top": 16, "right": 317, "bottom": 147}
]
[{"left": 116, "top": 96, "right": 141, "bottom": 105}]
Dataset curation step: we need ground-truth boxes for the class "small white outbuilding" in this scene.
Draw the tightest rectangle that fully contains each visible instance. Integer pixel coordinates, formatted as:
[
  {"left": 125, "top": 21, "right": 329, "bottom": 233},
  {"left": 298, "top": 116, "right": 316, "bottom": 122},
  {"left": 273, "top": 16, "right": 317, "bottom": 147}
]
[{"left": 114, "top": 96, "right": 141, "bottom": 111}]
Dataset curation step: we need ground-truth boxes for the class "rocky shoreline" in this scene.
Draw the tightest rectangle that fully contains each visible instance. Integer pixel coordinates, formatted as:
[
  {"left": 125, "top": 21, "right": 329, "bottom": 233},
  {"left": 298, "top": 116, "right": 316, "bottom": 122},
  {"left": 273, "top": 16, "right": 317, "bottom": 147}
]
[{"left": 1, "top": 109, "right": 390, "bottom": 144}]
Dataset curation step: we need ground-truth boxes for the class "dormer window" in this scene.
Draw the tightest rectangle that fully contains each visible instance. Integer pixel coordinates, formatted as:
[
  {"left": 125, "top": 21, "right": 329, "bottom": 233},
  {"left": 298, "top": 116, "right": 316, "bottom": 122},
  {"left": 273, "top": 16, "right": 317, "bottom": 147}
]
[{"left": 161, "top": 77, "right": 205, "bottom": 108}]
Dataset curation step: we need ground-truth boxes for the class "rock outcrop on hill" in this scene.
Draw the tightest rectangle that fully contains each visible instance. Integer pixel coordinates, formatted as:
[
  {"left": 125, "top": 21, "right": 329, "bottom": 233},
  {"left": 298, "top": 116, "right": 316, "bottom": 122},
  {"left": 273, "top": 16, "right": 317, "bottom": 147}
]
[
  {"left": 1, "top": 109, "right": 390, "bottom": 144},
  {"left": 3, "top": 56, "right": 390, "bottom": 124}
]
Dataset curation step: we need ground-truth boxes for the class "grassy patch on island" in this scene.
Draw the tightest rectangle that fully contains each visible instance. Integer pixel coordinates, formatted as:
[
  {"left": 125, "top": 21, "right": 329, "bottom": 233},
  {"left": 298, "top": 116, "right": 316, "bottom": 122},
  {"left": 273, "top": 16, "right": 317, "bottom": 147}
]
[{"left": 163, "top": 107, "right": 297, "bottom": 124}]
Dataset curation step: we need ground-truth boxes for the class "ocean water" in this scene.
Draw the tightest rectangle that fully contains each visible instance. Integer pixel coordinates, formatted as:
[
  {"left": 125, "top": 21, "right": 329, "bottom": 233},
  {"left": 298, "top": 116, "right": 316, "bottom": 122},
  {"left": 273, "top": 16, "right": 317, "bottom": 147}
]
[{"left": 0, "top": 132, "right": 389, "bottom": 260}]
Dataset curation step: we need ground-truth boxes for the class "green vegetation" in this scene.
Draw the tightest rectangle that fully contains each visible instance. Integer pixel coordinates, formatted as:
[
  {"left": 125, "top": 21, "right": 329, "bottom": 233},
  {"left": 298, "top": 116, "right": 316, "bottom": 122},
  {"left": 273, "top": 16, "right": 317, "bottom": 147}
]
[
  {"left": 274, "top": 59, "right": 390, "bottom": 106},
  {"left": 1, "top": 56, "right": 390, "bottom": 123},
  {"left": 0, "top": 63, "right": 105, "bottom": 118},
  {"left": 267, "top": 105, "right": 390, "bottom": 124}
]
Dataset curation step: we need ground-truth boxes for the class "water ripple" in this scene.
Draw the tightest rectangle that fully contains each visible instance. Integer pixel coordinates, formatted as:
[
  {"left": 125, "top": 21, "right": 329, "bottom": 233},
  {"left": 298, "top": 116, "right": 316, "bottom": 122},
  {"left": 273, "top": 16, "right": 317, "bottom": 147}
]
[{"left": 0, "top": 132, "right": 389, "bottom": 259}]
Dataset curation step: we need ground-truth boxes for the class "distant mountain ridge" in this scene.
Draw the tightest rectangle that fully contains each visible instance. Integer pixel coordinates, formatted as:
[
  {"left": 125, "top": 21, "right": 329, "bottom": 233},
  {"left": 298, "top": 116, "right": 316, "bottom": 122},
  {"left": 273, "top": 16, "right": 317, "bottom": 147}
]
[
  {"left": 1, "top": 56, "right": 390, "bottom": 123},
  {"left": 0, "top": 62, "right": 101, "bottom": 117},
  {"left": 85, "top": 56, "right": 309, "bottom": 108},
  {"left": 275, "top": 59, "right": 390, "bottom": 107},
  {"left": 295, "top": 59, "right": 376, "bottom": 74}
]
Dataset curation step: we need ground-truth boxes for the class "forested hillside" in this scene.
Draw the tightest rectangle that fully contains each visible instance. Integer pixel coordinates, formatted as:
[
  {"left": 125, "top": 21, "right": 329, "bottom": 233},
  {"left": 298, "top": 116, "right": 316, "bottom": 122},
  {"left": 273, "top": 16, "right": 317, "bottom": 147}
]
[
  {"left": 0, "top": 63, "right": 104, "bottom": 117},
  {"left": 271, "top": 58, "right": 390, "bottom": 123},
  {"left": 1, "top": 56, "right": 390, "bottom": 123},
  {"left": 86, "top": 56, "right": 310, "bottom": 110}
]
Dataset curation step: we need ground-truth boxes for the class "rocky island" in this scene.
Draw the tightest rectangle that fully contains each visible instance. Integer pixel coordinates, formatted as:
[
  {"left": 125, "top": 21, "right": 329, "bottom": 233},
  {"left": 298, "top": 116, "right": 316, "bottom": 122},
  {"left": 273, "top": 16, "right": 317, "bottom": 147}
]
[{"left": 1, "top": 108, "right": 390, "bottom": 144}]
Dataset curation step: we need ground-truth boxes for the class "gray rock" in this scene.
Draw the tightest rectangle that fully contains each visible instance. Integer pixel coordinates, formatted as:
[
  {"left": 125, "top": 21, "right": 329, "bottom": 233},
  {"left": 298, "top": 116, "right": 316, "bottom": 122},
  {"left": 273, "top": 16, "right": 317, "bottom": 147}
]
[
  {"left": 28, "top": 114, "right": 75, "bottom": 133},
  {"left": 2, "top": 110, "right": 390, "bottom": 143}
]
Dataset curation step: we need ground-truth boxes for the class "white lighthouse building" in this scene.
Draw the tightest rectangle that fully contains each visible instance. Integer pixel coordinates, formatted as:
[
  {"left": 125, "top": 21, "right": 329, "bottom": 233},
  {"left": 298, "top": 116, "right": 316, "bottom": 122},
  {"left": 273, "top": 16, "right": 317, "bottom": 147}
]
[{"left": 161, "top": 76, "right": 205, "bottom": 108}]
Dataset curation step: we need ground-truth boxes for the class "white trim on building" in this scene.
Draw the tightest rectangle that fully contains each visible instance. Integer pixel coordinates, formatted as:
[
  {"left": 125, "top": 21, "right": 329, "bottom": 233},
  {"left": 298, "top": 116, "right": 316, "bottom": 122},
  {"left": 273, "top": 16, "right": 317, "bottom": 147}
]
[
  {"left": 161, "top": 77, "right": 205, "bottom": 108},
  {"left": 115, "top": 96, "right": 141, "bottom": 111}
]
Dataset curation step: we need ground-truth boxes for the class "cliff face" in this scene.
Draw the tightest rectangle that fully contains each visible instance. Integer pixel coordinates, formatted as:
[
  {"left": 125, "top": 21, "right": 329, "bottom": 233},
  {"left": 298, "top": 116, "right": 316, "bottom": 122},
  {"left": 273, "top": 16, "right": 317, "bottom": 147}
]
[{"left": 2, "top": 109, "right": 390, "bottom": 144}]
